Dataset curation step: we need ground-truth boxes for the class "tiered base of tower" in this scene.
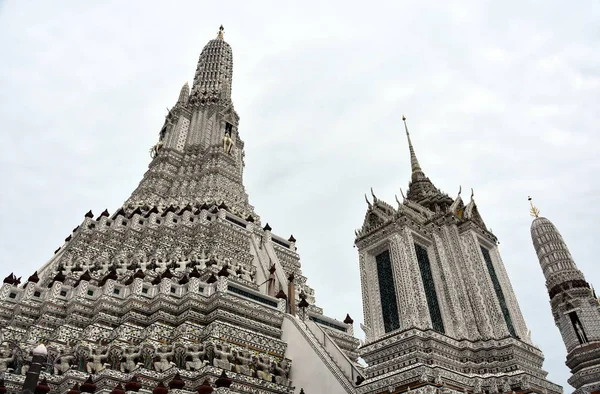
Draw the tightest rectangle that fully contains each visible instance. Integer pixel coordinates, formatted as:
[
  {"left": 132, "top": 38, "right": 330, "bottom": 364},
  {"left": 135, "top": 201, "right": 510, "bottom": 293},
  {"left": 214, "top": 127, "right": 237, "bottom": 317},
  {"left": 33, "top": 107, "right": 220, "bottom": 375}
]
[
  {"left": 0, "top": 204, "right": 360, "bottom": 394},
  {"left": 357, "top": 327, "right": 562, "bottom": 394}
]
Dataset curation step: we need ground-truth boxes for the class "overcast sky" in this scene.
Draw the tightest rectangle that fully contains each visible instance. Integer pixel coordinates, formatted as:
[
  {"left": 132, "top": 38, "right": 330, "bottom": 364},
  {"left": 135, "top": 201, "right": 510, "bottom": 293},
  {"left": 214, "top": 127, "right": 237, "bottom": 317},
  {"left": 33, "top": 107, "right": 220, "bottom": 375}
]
[{"left": 1, "top": 1, "right": 599, "bottom": 390}]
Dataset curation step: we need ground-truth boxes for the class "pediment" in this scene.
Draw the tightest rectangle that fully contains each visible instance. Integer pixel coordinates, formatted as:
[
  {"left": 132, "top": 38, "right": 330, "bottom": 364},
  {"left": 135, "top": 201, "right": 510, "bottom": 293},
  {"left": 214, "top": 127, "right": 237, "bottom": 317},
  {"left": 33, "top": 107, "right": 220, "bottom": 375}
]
[
  {"left": 464, "top": 201, "right": 487, "bottom": 230},
  {"left": 359, "top": 206, "right": 392, "bottom": 236}
]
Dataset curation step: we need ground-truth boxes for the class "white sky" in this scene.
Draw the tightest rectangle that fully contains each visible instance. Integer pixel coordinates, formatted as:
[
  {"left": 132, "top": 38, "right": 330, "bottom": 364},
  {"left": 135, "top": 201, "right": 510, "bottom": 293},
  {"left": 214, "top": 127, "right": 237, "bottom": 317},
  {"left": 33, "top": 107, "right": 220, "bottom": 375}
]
[{"left": 1, "top": 1, "right": 599, "bottom": 390}]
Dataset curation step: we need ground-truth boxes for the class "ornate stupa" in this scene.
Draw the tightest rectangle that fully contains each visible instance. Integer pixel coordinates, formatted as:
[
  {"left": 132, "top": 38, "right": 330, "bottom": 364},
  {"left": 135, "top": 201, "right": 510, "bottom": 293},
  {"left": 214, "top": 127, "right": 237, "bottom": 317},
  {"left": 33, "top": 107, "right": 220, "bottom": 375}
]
[
  {"left": 0, "top": 27, "right": 360, "bottom": 394},
  {"left": 529, "top": 200, "right": 600, "bottom": 394}
]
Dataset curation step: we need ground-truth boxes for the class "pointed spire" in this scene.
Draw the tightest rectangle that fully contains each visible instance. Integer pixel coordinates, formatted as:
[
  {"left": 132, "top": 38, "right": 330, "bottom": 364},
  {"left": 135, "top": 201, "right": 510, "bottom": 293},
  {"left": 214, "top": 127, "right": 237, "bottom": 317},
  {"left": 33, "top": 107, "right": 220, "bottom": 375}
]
[
  {"left": 177, "top": 82, "right": 189, "bottom": 104},
  {"left": 401, "top": 116, "right": 453, "bottom": 211},
  {"left": 403, "top": 115, "right": 425, "bottom": 181},
  {"left": 190, "top": 24, "right": 233, "bottom": 102}
]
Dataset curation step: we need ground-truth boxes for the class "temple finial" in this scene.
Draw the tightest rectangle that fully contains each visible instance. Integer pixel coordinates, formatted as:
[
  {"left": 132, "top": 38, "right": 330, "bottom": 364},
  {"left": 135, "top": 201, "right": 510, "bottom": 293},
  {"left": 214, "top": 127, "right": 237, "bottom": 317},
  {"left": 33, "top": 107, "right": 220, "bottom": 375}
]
[
  {"left": 402, "top": 115, "right": 424, "bottom": 180},
  {"left": 370, "top": 187, "right": 377, "bottom": 201},
  {"left": 217, "top": 25, "right": 224, "bottom": 40},
  {"left": 528, "top": 196, "right": 540, "bottom": 218}
]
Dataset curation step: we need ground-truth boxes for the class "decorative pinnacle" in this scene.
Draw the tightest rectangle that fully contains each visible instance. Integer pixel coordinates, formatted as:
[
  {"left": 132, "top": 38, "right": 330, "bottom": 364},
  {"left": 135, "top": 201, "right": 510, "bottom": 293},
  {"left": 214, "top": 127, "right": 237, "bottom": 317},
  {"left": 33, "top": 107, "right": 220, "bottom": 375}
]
[
  {"left": 402, "top": 115, "right": 424, "bottom": 179},
  {"left": 528, "top": 196, "right": 540, "bottom": 218},
  {"left": 217, "top": 25, "right": 224, "bottom": 40}
]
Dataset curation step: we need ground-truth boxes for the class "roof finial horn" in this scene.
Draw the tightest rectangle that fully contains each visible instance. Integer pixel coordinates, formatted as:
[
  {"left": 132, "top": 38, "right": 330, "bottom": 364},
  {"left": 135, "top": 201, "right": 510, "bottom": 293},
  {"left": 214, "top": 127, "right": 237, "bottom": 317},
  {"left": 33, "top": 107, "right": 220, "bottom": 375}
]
[{"left": 217, "top": 25, "right": 224, "bottom": 40}]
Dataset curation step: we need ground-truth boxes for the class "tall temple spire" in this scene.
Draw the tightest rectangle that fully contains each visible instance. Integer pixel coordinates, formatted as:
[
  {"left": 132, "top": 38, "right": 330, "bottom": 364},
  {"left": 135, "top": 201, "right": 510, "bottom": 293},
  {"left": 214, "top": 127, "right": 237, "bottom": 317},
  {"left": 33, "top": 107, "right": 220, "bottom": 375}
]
[
  {"left": 0, "top": 29, "right": 363, "bottom": 393},
  {"left": 403, "top": 115, "right": 425, "bottom": 182},
  {"left": 126, "top": 28, "right": 250, "bottom": 215},
  {"left": 530, "top": 212, "right": 585, "bottom": 291},
  {"left": 191, "top": 25, "right": 233, "bottom": 100},
  {"left": 402, "top": 116, "right": 453, "bottom": 211},
  {"left": 530, "top": 208, "right": 600, "bottom": 393}
]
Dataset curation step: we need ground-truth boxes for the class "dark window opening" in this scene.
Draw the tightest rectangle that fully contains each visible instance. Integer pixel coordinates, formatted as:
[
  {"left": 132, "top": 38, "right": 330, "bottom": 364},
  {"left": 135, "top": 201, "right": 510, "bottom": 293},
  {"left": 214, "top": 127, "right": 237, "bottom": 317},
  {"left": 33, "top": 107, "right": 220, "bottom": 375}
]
[
  {"left": 33, "top": 291, "right": 41, "bottom": 297},
  {"left": 171, "top": 287, "right": 176, "bottom": 293},
  {"left": 59, "top": 290, "right": 67, "bottom": 297},
  {"left": 375, "top": 250, "right": 400, "bottom": 333},
  {"left": 87, "top": 290, "right": 94, "bottom": 296},
  {"left": 9, "top": 293, "right": 16, "bottom": 299},
  {"left": 228, "top": 286, "right": 278, "bottom": 307},
  {"left": 481, "top": 246, "right": 517, "bottom": 337},
  {"left": 142, "top": 287, "right": 149, "bottom": 294},
  {"left": 113, "top": 288, "right": 120, "bottom": 295},
  {"left": 414, "top": 243, "right": 445, "bottom": 333},
  {"left": 569, "top": 311, "right": 589, "bottom": 344}
]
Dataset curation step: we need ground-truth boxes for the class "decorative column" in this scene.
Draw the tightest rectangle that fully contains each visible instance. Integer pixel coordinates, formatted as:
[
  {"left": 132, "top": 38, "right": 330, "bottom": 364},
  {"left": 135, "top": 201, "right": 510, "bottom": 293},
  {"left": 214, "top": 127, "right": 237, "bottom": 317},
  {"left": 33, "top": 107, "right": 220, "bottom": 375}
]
[
  {"left": 22, "top": 344, "right": 47, "bottom": 394},
  {"left": 298, "top": 291, "right": 309, "bottom": 321},
  {"left": 344, "top": 314, "right": 355, "bottom": 336},
  {"left": 287, "top": 273, "right": 296, "bottom": 315}
]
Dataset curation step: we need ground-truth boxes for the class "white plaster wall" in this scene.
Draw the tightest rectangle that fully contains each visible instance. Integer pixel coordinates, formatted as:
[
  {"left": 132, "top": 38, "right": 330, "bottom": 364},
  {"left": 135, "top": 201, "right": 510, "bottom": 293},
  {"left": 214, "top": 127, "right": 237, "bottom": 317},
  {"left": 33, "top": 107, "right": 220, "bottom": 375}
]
[
  {"left": 281, "top": 317, "right": 352, "bottom": 394},
  {"left": 304, "top": 319, "right": 356, "bottom": 382}
]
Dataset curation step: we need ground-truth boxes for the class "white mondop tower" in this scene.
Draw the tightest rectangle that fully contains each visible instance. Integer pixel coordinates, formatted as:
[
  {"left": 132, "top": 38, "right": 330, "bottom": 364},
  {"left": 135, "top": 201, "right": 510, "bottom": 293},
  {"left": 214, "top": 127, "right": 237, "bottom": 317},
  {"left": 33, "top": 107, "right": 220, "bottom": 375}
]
[{"left": 354, "top": 117, "right": 561, "bottom": 394}]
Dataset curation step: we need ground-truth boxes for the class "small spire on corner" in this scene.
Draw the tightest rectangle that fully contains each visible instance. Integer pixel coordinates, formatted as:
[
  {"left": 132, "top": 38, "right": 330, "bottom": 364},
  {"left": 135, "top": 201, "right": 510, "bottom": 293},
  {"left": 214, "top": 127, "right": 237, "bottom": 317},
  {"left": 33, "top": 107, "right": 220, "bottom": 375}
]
[
  {"left": 528, "top": 196, "right": 540, "bottom": 218},
  {"left": 217, "top": 25, "right": 224, "bottom": 40}
]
